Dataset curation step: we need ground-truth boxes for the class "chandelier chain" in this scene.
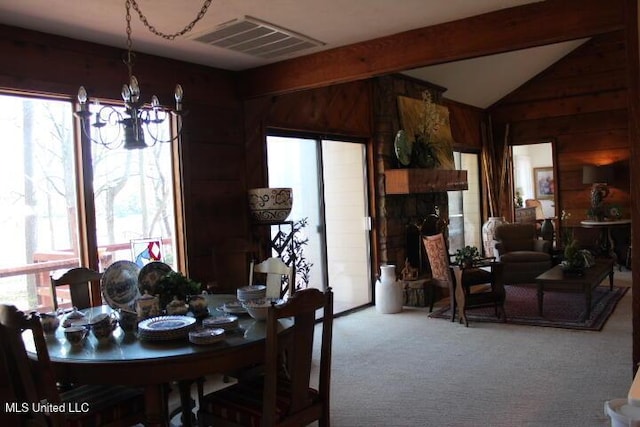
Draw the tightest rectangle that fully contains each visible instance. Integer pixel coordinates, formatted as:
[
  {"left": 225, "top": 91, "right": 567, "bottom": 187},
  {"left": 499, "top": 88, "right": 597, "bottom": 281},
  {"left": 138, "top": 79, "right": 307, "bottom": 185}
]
[
  {"left": 125, "top": 0, "right": 134, "bottom": 77},
  {"left": 129, "top": 0, "right": 213, "bottom": 41}
]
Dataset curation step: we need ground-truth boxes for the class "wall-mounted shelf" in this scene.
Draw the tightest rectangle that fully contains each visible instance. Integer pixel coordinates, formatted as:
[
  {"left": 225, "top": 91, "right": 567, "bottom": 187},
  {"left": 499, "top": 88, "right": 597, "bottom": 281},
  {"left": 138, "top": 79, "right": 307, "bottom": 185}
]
[{"left": 385, "top": 169, "right": 468, "bottom": 194}]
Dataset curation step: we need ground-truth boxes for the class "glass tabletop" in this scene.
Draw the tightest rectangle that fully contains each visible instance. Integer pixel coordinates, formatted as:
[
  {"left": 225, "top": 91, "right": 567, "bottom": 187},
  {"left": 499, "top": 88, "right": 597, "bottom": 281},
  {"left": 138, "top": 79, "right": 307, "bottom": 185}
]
[{"left": 24, "top": 294, "right": 291, "bottom": 363}]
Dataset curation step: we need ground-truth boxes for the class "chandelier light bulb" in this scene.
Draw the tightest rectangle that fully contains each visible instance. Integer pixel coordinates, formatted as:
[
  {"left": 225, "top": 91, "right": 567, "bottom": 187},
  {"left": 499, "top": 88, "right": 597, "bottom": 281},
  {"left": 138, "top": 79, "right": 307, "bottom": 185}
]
[
  {"left": 121, "top": 84, "right": 131, "bottom": 102},
  {"left": 129, "top": 76, "right": 140, "bottom": 102},
  {"left": 174, "top": 84, "right": 183, "bottom": 111},
  {"left": 77, "top": 86, "right": 88, "bottom": 104}
]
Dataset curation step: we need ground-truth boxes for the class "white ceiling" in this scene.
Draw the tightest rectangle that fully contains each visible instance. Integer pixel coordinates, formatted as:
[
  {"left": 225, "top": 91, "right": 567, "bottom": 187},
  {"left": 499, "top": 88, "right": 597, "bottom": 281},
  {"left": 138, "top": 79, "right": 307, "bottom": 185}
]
[{"left": 0, "top": 0, "right": 588, "bottom": 108}]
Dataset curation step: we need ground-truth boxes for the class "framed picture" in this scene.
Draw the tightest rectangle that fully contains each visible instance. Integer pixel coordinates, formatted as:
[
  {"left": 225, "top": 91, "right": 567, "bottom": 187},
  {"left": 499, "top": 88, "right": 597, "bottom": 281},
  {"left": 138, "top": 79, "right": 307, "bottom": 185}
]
[{"left": 533, "top": 167, "right": 554, "bottom": 199}]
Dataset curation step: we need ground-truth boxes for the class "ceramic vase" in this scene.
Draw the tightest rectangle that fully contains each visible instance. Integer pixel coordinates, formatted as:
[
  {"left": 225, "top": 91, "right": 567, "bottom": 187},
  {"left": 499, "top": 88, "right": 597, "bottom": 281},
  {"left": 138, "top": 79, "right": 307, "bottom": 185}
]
[
  {"left": 482, "top": 216, "right": 506, "bottom": 258},
  {"left": 541, "top": 218, "right": 555, "bottom": 242},
  {"left": 375, "top": 265, "right": 403, "bottom": 314}
]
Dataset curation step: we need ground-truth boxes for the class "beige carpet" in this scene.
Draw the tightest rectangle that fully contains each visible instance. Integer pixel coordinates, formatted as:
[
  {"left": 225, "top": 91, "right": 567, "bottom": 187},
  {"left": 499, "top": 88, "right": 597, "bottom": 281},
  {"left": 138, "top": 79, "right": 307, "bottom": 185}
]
[
  {"left": 174, "top": 270, "right": 632, "bottom": 426},
  {"left": 325, "top": 269, "right": 633, "bottom": 426}
]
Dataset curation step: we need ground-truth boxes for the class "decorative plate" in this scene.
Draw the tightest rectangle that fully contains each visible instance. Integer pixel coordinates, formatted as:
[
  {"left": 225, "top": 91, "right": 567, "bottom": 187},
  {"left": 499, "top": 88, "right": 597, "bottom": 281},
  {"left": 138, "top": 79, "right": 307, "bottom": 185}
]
[
  {"left": 203, "top": 315, "right": 239, "bottom": 331},
  {"left": 217, "top": 301, "right": 248, "bottom": 314},
  {"left": 138, "top": 261, "right": 173, "bottom": 295},
  {"left": 189, "top": 328, "right": 225, "bottom": 345},
  {"left": 138, "top": 315, "right": 196, "bottom": 341},
  {"left": 394, "top": 129, "right": 413, "bottom": 166},
  {"left": 139, "top": 315, "right": 195, "bottom": 332},
  {"left": 101, "top": 261, "right": 141, "bottom": 310}
]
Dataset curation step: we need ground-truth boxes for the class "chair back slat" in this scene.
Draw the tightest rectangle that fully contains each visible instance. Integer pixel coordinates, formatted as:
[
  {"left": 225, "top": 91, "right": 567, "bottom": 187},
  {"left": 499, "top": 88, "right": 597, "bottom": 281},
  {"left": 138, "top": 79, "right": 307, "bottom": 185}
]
[{"left": 50, "top": 267, "right": 103, "bottom": 310}]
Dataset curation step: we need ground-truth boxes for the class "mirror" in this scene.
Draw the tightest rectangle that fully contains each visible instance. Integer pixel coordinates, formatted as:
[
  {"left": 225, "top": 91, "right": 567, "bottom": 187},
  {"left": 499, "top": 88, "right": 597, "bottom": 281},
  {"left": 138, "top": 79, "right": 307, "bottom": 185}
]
[{"left": 511, "top": 141, "right": 558, "bottom": 235}]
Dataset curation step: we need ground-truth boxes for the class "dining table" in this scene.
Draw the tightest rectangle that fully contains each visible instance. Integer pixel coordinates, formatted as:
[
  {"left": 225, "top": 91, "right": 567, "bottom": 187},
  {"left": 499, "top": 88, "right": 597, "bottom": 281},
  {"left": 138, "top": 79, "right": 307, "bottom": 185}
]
[{"left": 22, "top": 294, "right": 293, "bottom": 427}]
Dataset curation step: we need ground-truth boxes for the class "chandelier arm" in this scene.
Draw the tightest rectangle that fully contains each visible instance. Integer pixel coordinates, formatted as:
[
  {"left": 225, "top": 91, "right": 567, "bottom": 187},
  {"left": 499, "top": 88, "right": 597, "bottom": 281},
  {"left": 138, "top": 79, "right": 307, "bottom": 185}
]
[
  {"left": 144, "top": 116, "right": 184, "bottom": 145},
  {"left": 129, "top": 0, "right": 213, "bottom": 41},
  {"left": 80, "top": 106, "right": 127, "bottom": 149},
  {"left": 78, "top": 117, "right": 125, "bottom": 150}
]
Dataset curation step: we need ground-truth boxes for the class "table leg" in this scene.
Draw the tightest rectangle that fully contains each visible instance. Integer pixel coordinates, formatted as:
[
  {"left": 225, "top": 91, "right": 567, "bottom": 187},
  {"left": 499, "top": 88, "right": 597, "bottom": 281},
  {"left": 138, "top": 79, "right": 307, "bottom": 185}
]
[
  {"left": 537, "top": 284, "right": 544, "bottom": 316},
  {"left": 178, "top": 380, "right": 196, "bottom": 427},
  {"left": 585, "top": 286, "right": 592, "bottom": 320},
  {"left": 144, "top": 384, "right": 168, "bottom": 427},
  {"left": 609, "top": 268, "right": 614, "bottom": 291}
]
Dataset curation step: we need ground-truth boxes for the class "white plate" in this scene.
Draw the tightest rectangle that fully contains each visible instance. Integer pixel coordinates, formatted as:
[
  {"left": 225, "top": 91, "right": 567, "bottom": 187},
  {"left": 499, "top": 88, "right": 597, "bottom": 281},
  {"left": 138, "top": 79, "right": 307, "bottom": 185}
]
[
  {"left": 139, "top": 315, "right": 196, "bottom": 332},
  {"left": 138, "top": 315, "right": 196, "bottom": 341},
  {"left": 217, "top": 301, "right": 248, "bottom": 314},
  {"left": 101, "top": 260, "right": 141, "bottom": 310}
]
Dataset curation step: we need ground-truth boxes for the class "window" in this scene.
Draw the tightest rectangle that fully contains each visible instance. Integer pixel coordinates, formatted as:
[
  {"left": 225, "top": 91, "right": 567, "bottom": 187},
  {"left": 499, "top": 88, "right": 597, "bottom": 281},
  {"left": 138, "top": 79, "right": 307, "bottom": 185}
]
[
  {"left": 0, "top": 93, "right": 182, "bottom": 312},
  {"left": 89, "top": 106, "right": 178, "bottom": 267},
  {"left": 448, "top": 151, "right": 482, "bottom": 253}
]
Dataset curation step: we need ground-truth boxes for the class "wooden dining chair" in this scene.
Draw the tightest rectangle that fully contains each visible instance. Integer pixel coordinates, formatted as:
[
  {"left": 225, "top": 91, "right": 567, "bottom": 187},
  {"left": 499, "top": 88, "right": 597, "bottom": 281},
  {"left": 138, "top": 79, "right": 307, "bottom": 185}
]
[
  {"left": 197, "top": 287, "right": 334, "bottom": 427},
  {"left": 0, "top": 304, "right": 146, "bottom": 427},
  {"left": 253, "top": 256, "right": 295, "bottom": 299},
  {"left": 50, "top": 267, "right": 103, "bottom": 310}
]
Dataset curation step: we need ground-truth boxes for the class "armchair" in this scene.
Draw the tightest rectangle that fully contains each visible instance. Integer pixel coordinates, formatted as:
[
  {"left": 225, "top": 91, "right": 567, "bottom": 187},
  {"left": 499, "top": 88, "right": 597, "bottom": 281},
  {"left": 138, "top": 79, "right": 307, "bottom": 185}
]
[{"left": 493, "top": 223, "right": 552, "bottom": 285}]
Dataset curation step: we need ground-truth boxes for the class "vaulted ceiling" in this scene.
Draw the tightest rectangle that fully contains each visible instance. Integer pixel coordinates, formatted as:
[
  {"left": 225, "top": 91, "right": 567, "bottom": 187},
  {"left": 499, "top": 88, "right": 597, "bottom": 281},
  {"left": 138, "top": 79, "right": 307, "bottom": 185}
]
[{"left": 0, "top": 0, "right": 598, "bottom": 108}]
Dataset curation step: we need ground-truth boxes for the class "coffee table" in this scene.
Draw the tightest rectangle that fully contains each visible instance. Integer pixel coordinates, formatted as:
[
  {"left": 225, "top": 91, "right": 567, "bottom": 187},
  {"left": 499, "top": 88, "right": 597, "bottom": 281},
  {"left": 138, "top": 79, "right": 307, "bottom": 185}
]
[{"left": 534, "top": 259, "right": 614, "bottom": 320}]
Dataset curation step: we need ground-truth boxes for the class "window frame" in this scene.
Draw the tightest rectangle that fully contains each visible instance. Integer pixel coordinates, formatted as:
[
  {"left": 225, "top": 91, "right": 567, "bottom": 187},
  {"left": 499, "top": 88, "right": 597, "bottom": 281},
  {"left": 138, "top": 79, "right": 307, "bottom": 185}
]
[{"left": 0, "top": 90, "right": 186, "bottom": 310}]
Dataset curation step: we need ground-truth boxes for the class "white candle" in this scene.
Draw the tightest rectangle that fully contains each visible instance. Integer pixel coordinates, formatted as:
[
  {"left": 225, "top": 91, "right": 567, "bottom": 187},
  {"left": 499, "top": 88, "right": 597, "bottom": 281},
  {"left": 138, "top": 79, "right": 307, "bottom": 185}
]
[{"left": 248, "top": 259, "right": 254, "bottom": 286}]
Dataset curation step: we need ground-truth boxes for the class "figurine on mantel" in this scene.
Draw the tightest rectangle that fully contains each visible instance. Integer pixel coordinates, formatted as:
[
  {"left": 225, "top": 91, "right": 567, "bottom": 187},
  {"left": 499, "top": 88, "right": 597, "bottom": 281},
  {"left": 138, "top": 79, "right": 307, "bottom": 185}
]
[{"left": 401, "top": 258, "right": 419, "bottom": 281}]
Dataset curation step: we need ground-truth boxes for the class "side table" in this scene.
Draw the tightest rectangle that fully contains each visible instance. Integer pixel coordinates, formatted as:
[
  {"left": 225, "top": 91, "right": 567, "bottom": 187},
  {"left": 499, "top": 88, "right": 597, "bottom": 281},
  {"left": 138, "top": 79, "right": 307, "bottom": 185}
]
[{"left": 580, "top": 219, "right": 631, "bottom": 269}]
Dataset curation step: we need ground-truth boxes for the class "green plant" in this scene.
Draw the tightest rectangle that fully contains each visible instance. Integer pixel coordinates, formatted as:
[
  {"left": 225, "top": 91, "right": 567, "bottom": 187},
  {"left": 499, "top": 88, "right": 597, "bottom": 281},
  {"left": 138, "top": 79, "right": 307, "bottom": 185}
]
[
  {"left": 272, "top": 218, "right": 313, "bottom": 289},
  {"left": 454, "top": 245, "right": 481, "bottom": 267},
  {"left": 155, "top": 271, "right": 201, "bottom": 308},
  {"left": 562, "top": 240, "right": 595, "bottom": 271}
]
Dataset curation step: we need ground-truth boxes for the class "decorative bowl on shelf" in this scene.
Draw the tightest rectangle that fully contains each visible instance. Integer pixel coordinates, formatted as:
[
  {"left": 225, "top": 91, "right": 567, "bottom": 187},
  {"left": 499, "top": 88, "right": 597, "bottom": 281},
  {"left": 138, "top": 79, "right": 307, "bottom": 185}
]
[{"left": 247, "top": 187, "right": 293, "bottom": 223}]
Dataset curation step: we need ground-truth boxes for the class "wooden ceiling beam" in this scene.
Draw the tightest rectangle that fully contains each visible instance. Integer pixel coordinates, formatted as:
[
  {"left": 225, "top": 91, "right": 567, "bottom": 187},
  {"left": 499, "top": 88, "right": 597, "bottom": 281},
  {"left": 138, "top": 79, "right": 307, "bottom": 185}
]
[{"left": 239, "top": 0, "right": 625, "bottom": 98}]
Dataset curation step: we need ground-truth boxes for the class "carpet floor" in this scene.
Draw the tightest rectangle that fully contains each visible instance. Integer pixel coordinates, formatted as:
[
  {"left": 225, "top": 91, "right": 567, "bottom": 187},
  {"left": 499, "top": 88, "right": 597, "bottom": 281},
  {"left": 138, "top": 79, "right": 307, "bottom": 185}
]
[{"left": 429, "top": 284, "right": 629, "bottom": 330}]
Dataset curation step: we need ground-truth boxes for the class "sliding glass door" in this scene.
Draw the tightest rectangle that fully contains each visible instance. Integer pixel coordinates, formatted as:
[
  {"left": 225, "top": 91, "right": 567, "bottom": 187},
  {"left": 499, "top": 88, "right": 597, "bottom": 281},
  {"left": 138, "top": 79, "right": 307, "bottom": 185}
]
[{"left": 267, "top": 135, "right": 371, "bottom": 314}]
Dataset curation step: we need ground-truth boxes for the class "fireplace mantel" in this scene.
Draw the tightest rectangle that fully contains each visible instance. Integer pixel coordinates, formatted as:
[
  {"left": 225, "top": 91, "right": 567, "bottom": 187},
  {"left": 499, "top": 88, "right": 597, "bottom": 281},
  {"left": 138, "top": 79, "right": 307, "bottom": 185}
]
[{"left": 385, "top": 168, "right": 468, "bottom": 194}]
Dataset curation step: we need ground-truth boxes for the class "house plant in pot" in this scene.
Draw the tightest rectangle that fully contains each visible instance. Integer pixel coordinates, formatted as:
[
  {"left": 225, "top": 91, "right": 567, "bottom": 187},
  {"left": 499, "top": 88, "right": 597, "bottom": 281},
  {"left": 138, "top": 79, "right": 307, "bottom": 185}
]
[
  {"left": 155, "top": 271, "right": 202, "bottom": 311},
  {"left": 454, "top": 245, "right": 481, "bottom": 268}
]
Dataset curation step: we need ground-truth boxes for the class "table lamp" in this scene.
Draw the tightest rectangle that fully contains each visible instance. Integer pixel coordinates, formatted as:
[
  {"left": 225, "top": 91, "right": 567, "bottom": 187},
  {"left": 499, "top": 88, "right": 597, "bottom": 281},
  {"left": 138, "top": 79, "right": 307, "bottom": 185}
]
[{"left": 582, "top": 165, "right": 613, "bottom": 220}]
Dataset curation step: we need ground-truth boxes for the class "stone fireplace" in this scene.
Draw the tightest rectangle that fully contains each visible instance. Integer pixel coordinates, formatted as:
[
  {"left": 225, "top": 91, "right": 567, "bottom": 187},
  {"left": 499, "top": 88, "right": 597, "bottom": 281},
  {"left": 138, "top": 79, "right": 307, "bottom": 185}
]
[{"left": 373, "top": 75, "right": 466, "bottom": 273}]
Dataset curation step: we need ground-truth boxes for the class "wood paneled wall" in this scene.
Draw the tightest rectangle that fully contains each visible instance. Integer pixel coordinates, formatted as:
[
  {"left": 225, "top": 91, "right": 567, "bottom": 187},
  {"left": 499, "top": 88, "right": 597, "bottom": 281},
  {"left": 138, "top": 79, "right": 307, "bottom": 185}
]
[
  {"left": 490, "top": 31, "right": 631, "bottom": 224},
  {"left": 243, "top": 80, "right": 373, "bottom": 191},
  {"left": 0, "top": 24, "right": 244, "bottom": 289},
  {"left": 243, "top": 74, "right": 485, "bottom": 282}
]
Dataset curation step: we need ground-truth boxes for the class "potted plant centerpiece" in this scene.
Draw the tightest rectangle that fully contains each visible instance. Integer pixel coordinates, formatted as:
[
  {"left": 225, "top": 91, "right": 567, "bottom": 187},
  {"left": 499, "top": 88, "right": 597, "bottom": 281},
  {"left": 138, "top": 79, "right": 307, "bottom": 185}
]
[
  {"left": 454, "top": 245, "right": 481, "bottom": 269},
  {"left": 155, "top": 271, "right": 202, "bottom": 311},
  {"left": 561, "top": 240, "right": 595, "bottom": 276}
]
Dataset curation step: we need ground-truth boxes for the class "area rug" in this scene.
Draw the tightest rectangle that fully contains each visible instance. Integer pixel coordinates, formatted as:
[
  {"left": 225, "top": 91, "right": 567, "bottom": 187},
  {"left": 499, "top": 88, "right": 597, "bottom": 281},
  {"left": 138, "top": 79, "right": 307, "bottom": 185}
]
[{"left": 429, "top": 285, "right": 629, "bottom": 330}]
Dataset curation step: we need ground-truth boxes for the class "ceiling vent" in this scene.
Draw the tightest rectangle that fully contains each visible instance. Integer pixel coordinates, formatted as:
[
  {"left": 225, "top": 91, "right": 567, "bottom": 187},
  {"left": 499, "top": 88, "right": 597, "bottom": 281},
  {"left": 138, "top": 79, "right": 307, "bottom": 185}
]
[{"left": 191, "top": 16, "right": 325, "bottom": 59}]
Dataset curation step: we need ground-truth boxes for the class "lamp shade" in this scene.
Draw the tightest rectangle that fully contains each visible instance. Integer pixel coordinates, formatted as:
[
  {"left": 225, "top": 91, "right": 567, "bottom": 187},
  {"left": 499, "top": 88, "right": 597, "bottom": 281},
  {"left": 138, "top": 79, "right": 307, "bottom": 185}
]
[{"left": 582, "top": 165, "right": 613, "bottom": 184}]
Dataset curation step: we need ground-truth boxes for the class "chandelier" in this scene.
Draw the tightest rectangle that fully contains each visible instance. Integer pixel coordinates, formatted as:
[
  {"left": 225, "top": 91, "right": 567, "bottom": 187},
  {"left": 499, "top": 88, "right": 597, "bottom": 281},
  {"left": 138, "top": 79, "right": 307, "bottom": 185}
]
[{"left": 75, "top": 0, "right": 212, "bottom": 149}]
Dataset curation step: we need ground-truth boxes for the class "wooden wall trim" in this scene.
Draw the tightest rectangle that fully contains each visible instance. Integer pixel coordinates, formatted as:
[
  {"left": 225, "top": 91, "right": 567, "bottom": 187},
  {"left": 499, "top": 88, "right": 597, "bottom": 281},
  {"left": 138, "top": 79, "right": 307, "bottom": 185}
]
[
  {"left": 625, "top": 0, "right": 640, "bottom": 374},
  {"left": 239, "top": 0, "right": 625, "bottom": 98}
]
